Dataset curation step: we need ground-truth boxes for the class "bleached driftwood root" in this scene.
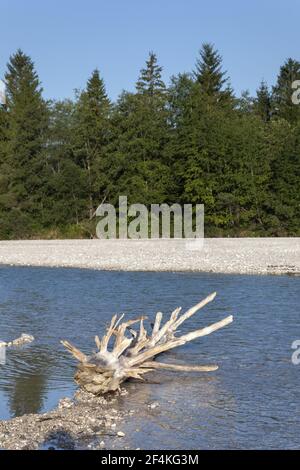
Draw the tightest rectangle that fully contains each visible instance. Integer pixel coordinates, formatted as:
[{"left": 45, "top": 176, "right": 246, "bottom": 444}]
[
  {"left": 62, "top": 292, "right": 233, "bottom": 395},
  {"left": 0, "top": 333, "right": 34, "bottom": 348}
]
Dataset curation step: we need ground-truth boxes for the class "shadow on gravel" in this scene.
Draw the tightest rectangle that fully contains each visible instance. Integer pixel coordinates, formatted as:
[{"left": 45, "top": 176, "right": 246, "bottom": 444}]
[{"left": 39, "top": 429, "right": 79, "bottom": 450}]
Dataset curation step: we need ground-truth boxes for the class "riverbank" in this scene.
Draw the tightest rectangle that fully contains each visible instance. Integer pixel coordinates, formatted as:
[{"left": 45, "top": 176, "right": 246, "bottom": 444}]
[
  {"left": 0, "top": 389, "right": 134, "bottom": 450},
  {"left": 0, "top": 238, "right": 299, "bottom": 275}
]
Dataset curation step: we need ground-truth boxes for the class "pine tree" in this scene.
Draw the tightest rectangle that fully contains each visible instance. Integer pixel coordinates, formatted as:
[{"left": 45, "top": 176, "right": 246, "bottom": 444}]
[
  {"left": 266, "top": 120, "right": 300, "bottom": 235},
  {"left": 0, "top": 102, "right": 10, "bottom": 237},
  {"left": 254, "top": 81, "right": 271, "bottom": 122},
  {"left": 73, "top": 69, "right": 111, "bottom": 219},
  {"left": 168, "top": 73, "right": 194, "bottom": 127},
  {"left": 164, "top": 73, "right": 195, "bottom": 201},
  {"left": 0, "top": 102, "right": 8, "bottom": 164},
  {"left": 238, "top": 90, "right": 254, "bottom": 114},
  {"left": 43, "top": 100, "right": 87, "bottom": 230},
  {"left": 136, "top": 52, "right": 166, "bottom": 97},
  {"left": 172, "top": 80, "right": 271, "bottom": 235},
  {"left": 272, "top": 58, "right": 300, "bottom": 123},
  {"left": 108, "top": 54, "right": 171, "bottom": 206},
  {"left": 193, "top": 43, "right": 229, "bottom": 97},
  {"left": 3, "top": 49, "right": 49, "bottom": 237}
]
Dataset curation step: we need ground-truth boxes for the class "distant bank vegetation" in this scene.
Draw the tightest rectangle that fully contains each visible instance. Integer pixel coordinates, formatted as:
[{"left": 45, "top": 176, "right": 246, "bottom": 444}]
[{"left": 0, "top": 44, "right": 299, "bottom": 239}]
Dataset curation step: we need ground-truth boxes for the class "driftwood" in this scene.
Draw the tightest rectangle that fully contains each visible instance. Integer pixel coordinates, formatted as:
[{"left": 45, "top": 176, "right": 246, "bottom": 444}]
[
  {"left": 0, "top": 334, "right": 34, "bottom": 365},
  {"left": 0, "top": 333, "right": 34, "bottom": 348},
  {"left": 61, "top": 292, "right": 233, "bottom": 395}
]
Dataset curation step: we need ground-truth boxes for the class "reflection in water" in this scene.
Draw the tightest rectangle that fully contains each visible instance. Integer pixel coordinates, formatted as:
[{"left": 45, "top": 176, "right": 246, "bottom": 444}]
[
  {"left": 0, "top": 345, "right": 75, "bottom": 419},
  {"left": 3, "top": 349, "right": 56, "bottom": 416},
  {"left": 0, "top": 266, "right": 299, "bottom": 449},
  {"left": 8, "top": 371, "right": 47, "bottom": 416}
]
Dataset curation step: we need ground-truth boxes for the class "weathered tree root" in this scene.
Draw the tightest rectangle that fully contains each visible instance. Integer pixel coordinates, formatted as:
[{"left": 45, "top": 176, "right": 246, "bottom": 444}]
[
  {"left": 61, "top": 292, "right": 233, "bottom": 395},
  {"left": 0, "top": 333, "right": 34, "bottom": 348}
]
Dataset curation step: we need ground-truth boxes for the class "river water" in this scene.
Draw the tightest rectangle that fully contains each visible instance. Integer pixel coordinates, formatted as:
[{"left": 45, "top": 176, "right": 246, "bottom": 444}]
[{"left": 0, "top": 266, "right": 299, "bottom": 449}]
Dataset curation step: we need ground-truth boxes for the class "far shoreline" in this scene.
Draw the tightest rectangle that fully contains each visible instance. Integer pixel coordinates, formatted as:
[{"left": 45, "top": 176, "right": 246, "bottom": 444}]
[{"left": 0, "top": 238, "right": 299, "bottom": 276}]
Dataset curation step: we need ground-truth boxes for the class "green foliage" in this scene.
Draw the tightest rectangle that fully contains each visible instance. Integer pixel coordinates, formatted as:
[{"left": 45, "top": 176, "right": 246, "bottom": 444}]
[
  {"left": 0, "top": 50, "right": 49, "bottom": 236},
  {"left": 254, "top": 81, "right": 271, "bottom": 122},
  {"left": 108, "top": 54, "right": 171, "bottom": 205},
  {"left": 193, "top": 43, "right": 231, "bottom": 101},
  {"left": 0, "top": 47, "right": 299, "bottom": 238},
  {"left": 72, "top": 69, "right": 112, "bottom": 218},
  {"left": 272, "top": 58, "right": 300, "bottom": 123},
  {"left": 136, "top": 52, "right": 166, "bottom": 97}
]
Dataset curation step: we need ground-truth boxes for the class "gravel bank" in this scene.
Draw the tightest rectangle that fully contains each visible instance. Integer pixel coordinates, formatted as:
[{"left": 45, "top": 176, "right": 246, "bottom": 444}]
[
  {"left": 0, "top": 238, "right": 299, "bottom": 275},
  {"left": 0, "top": 390, "right": 133, "bottom": 450}
]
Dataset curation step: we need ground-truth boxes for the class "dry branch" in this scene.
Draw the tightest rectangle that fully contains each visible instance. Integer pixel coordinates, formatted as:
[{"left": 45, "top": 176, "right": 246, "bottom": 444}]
[{"left": 61, "top": 292, "right": 233, "bottom": 395}]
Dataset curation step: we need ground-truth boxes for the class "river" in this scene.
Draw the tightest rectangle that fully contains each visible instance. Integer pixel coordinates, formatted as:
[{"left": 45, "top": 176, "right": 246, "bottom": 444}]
[{"left": 0, "top": 266, "right": 299, "bottom": 449}]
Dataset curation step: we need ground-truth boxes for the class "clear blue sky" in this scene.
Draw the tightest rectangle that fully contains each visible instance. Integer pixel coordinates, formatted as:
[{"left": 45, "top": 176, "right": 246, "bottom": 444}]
[{"left": 1, "top": 0, "right": 299, "bottom": 101}]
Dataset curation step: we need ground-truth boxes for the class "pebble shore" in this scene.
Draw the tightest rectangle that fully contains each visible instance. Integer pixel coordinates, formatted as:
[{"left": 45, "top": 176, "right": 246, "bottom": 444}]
[
  {"left": 0, "top": 238, "right": 299, "bottom": 275},
  {"left": 0, "top": 389, "right": 132, "bottom": 450}
]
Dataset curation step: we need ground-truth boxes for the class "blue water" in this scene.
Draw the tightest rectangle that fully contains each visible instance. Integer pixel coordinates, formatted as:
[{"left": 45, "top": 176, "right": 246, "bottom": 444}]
[{"left": 0, "top": 266, "right": 299, "bottom": 449}]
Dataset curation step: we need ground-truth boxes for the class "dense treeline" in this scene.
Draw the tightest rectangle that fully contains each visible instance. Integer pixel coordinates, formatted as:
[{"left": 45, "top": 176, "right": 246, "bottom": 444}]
[{"left": 0, "top": 44, "right": 299, "bottom": 239}]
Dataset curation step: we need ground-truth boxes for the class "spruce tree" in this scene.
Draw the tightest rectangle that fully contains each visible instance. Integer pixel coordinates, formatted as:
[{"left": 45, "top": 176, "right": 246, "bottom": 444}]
[
  {"left": 0, "top": 102, "right": 8, "bottom": 164},
  {"left": 164, "top": 73, "right": 195, "bottom": 201},
  {"left": 238, "top": 90, "right": 254, "bottom": 114},
  {"left": 3, "top": 49, "right": 49, "bottom": 237},
  {"left": 266, "top": 120, "right": 300, "bottom": 235},
  {"left": 272, "top": 58, "right": 300, "bottom": 123},
  {"left": 254, "top": 81, "right": 271, "bottom": 122},
  {"left": 0, "top": 102, "right": 10, "bottom": 237},
  {"left": 44, "top": 100, "right": 88, "bottom": 230},
  {"left": 108, "top": 53, "right": 171, "bottom": 206},
  {"left": 73, "top": 69, "right": 111, "bottom": 219},
  {"left": 193, "top": 43, "right": 229, "bottom": 97},
  {"left": 168, "top": 73, "right": 194, "bottom": 127},
  {"left": 136, "top": 52, "right": 166, "bottom": 97}
]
